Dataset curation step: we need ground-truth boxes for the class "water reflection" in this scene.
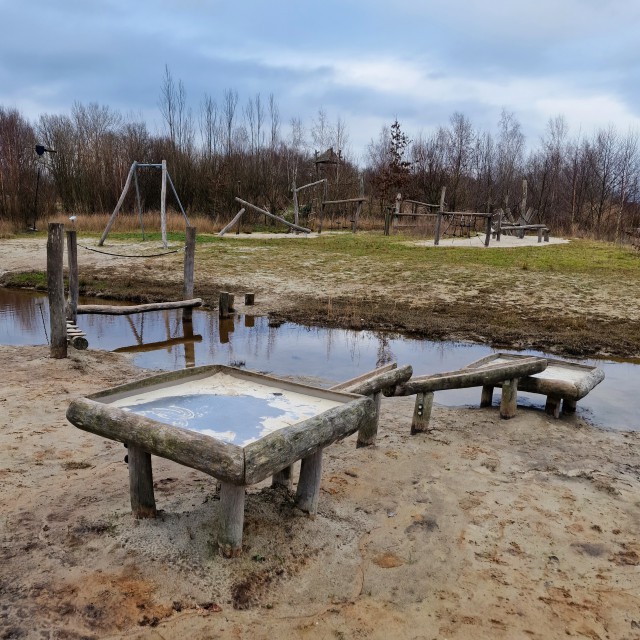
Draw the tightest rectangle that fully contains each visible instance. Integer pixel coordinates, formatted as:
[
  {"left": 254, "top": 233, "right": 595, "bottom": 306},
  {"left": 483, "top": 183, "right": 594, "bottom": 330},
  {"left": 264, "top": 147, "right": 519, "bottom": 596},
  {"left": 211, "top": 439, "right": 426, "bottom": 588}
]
[{"left": 1, "top": 287, "right": 637, "bottom": 431}]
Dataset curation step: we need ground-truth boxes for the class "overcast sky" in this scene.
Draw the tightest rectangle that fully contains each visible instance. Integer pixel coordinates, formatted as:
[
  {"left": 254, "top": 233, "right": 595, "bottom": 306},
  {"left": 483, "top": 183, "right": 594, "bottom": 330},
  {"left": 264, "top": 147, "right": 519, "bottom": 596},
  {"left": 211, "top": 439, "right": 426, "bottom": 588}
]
[{"left": 2, "top": 0, "right": 639, "bottom": 162}]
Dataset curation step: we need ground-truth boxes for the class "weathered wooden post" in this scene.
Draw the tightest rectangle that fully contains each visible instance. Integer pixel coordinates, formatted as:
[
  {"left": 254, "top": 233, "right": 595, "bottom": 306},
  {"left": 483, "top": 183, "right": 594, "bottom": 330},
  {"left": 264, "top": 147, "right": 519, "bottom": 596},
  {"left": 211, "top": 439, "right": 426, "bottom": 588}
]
[
  {"left": 411, "top": 391, "right": 434, "bottom": 433},
  {"left": 47, "top": 223, "right": 67, "bottom": 359},
  {"left": 296, "top": 448, "right": 323, "bottom": 515},
  {"left": 392, "top": 193, "right": 402, "bottom": 234},
  {"left": 356, "top": 392, "right": 382, "bottom": 447},
  {"left": 480, "top": 385, "right": 494, "bottom": 407},
  {"left": 218, "top": 482, "right": 245, "bottom": 557},
  {"left": 496, "top": 210, "right": 503, "bottom": 241},
  {"left": 128, "top": 445, "right": 157, "bottom": 519},
  {"left": 292, "top": 179, "right": 299, "bottom": 228},
  {"left": 66, "top": 229, "right": 78, "bottom": 323},
  {"left": 434, "top": 186, "right": 446, "bottom": 246},
  {"left": 160, "top": 159, "right": 168, "bottom": 248},
  {"left": 545, "top": 395, "right": 562, "bottom": 419},
  {"left": 183, "top": 226, "right": 196, "bottom": 321},
  {"left": 484, "top": 214, "right": 492, "bottom": 247},
  {"left": 272, "top": 465, "right": 294, "bottom": 490},
  {"left": 500, "top": 378, "right": 518, "bottom": 419},
  {"left": 219, "top": 291, "right": 232, "bottom": 318},
  {"left": 98, "top": 162, "right": 136, "bottom": 246}
]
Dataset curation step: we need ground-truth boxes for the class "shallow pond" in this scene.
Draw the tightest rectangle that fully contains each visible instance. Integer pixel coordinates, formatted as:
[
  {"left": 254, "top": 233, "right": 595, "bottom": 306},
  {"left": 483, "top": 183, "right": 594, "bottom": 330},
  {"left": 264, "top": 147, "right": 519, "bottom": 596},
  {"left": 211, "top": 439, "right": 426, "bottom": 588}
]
[{"left": 1, "top": 288, "right": 637, "bottom": 431}]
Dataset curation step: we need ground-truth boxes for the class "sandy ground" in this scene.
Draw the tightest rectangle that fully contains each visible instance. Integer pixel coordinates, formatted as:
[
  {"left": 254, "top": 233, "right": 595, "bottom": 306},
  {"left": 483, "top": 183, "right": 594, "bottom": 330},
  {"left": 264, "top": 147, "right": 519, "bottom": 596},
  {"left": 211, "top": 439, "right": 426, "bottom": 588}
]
[
  {"left": 2, "top": 235, "right": 640, "bottom": 638},
  {"left": 2, "top": 345, "right": 640, "bottom": 640}
]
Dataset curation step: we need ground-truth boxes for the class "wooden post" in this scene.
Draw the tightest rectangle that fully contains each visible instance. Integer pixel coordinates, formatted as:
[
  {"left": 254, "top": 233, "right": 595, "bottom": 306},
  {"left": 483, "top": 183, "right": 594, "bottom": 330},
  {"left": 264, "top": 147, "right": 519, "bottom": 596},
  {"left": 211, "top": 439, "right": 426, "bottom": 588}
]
[
  {"left": 562, "top": 398, "right": 577, "bottom": 414},
  {"left": 292, "top": 180, "right": 299, "bottom": 227},
  {"left": 480, "top": 385, "right": 494, "bottom": 408},
  {"left": 65, "top": 229, "right": 78, "bottom": 323},
  {"left": 384, "top": 209, "right": 391, "bottom": 236},
  {"left": 296, "top": 448, "right": 323, "bottom": 515},
  {"left": 545, "top": 395, "right": 562, "bottom": 419},
  {"left": 183, "top": 226, "right": 196, "bottom": 321},
  {"left": 244, "top": 293, "right": 255, "bottom": 306},
  {"left": 434, "top": 186, "right": 446, "bottom": 245},
  {"left": 160, "top": 159, "right": 168, "bottom": 248},
  {"left": 411, "top": 391, "right": 434, "bottom": 434},
  {"left": 219, "top": 291, "right": 232, "bottom": 318},
  {"left": 319, "top": 201, "right": 326, "bottom": 234},
  {"left": 352, "top": 201, "right": 362, "bottom": 234},
  {"left": 47, "top": 223, "right": 67, "bottom": 359},
  {"left": 521, "top": 179, "right": 527, "bottom": 221},
  {"left": 128, "top": 444, "right": 157, "bottom": 519},
  {"left": 272, "top": 464, "right": 294, "bottom": 490},
  {"left": 98, "top": 162, "right": 136, "bottom": 246},
  {"left": 496, "top": 210, "right": 503, "bottom": 241},
  {"left": 356, "top": 391, "right": 381, "bottom": 447},
  {"left": 544, "top": 229, "right": 549, "bottom": 242},
  {"left": 218, "top": 482, "right": 245, "bottom": 557},
  {"left": 132, "top": 162, "right": 146, "bottom": 240},
  {"left": 484, "top": 214, "right": 492, "bottom": 247},
  {"left": 500, "top": 378, "right": 518, "bottom": 419}
]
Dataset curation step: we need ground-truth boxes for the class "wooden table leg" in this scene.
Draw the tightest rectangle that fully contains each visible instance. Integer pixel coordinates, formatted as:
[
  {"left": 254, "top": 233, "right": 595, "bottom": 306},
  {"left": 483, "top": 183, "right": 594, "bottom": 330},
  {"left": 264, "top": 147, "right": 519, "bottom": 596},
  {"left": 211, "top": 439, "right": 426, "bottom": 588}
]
[
  {"left": 357, "top": 391, "right": 381, "bottom": 447},
  {"left": 272, "top": 465, "right": 294, "bottom": 490},
  {"left": 218, "top": 482, "right": 245, "bottom": 557},
  {"left": 480, "top": 385, "right": 494, "bottom": 408},
  {"left": 500, "top": 379, "right": 518, "bottom": 419},
  {"left": 296, "top": 448, "right": 323, "bottom": 515},
  {"left": 545, "top": 395, "right": 562, "bottom": 418},
  {"left": 411, "top": 391, "right": 434, "bottom": 434},
  {"left": 128, "top": 445, "right": 157, "bottom": 519}
]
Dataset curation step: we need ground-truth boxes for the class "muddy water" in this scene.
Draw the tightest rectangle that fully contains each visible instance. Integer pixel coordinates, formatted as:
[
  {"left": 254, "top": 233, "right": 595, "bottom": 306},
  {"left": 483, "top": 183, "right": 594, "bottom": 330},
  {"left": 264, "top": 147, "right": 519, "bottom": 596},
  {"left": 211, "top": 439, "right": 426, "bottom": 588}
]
[{"left": 1, "top": 288, "right": 637, "bottom": 431}]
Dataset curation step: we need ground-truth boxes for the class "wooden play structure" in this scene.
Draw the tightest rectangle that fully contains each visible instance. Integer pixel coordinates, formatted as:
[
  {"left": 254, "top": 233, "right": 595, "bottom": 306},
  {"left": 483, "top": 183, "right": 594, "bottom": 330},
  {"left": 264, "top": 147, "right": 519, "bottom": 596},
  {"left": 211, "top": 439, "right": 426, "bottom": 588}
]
[
  {"left": 66, "top": 363, "right": 411, "bottom": 556},
  {"left": 218, "top": 197, "right": 311, "bottom": 236},
  {"left": 99, "top": 160, "right": 190, "bottom": 249},
  {"left": 46, "top": 223, "right": 200, "bottom": 359}
]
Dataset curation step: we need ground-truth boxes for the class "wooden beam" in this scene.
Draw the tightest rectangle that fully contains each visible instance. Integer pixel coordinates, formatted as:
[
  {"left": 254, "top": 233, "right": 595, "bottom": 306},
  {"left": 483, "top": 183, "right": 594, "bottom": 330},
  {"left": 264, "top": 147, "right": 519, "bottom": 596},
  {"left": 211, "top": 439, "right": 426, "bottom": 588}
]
[
  {"left": 128, "top": 444, "right": 157, "bottom": 519},
  {"left": 296, "top": 449, "right": 323, "bottom": 514},
  {"left": 218, "top": 208, "right": 245, "bottom": 236},
  {"left": 76, "top": 298, "right": 203, "bottom": 315},
  {"left": 218, "top": 482, "right": 245, "bottom": 557},
  {"left": 322, "top": 197, "right": 367, "bottom": 205},
  {"left": 234, "top": 197, "right": 311, "bottom": 233},
  {"left": 330, "top": 363, "right": 397, "bottom": 391},
  {"left": 98, "top": 162, "right": 136, "bottom": 246}
]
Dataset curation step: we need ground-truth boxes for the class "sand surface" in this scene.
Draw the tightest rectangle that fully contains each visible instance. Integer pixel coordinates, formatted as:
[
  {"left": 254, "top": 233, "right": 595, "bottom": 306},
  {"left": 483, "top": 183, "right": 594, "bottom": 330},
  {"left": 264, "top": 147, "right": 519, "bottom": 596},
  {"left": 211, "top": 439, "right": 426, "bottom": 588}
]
[{"left": 2, "top": 345, "right": 640, "bottom": 639}]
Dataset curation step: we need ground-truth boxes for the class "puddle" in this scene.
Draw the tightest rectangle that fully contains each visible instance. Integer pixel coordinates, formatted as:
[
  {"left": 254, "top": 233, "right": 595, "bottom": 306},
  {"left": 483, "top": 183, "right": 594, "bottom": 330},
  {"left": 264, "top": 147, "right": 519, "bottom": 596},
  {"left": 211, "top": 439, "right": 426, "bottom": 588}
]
[{"left": 1, "top": 287, "right": 637, "bottom": 431}]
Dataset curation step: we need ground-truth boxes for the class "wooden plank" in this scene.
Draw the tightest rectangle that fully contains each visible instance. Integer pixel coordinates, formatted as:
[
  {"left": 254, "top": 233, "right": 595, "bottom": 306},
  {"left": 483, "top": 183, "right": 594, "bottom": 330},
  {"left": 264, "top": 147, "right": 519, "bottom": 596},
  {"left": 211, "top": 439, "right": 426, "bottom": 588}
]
[
  {"left": 394, "top": 358, "right": 547, "bottom": 396},
  {"left": 243, "top": 396, "right": 375, "bottom": 485},
  {"left": 66, "top": 397, "right": 245, "bottom": 484},
  {"left": 76, "top": 298, "right": 203, "bottom": 315}
]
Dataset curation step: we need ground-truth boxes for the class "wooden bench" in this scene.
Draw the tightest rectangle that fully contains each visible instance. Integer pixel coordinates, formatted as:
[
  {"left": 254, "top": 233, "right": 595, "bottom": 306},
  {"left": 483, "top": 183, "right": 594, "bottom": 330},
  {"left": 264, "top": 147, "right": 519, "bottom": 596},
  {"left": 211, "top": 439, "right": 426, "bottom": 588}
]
[{"left": 496, "top": 224, "right": 549, "bottom": 242}]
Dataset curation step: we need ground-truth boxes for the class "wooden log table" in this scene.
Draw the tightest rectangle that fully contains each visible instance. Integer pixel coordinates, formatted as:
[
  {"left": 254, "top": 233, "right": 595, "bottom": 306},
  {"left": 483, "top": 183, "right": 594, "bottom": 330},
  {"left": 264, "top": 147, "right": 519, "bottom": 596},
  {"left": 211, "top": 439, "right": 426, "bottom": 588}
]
[
  {"left": 66, "top": 365, "right": 375, "bottom": 557},
  {"left": 464, "top": 353, "right": 605, "bottom": 418}
]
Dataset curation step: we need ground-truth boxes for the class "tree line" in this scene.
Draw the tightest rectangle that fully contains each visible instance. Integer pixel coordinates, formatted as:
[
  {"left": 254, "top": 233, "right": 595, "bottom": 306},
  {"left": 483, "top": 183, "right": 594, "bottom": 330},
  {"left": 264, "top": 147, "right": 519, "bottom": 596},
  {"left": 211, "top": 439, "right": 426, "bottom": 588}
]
[{"left": 1, "top": 68, "right": 638, "bottom": 239}]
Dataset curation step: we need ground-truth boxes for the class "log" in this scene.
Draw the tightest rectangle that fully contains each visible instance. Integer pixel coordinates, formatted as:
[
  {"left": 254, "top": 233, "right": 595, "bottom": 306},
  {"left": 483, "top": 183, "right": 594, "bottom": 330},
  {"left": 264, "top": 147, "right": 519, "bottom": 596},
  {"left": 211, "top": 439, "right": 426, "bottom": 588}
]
[
  {"left": 66, "top": 397, "right": 245, "bottom": 484},
  {"left": 330, "top": 362, "right": 397, "bottom": 392},
  {"left": 128, "top": 444, "right": 157, "bottom": 519},
  {"left": 394, "top": 358, "right": 546, "bottom": 396},
  {"left": 218, "top": 208, "right": 245, "bottom": 236},
  {"left": 338, "top": 364, "right": 412, "bottom": 397},
  {"left": 47, "top": 223, "right": 67, "bottom": 359},
  {"left": 295, "top": 448, "right": 323, "bottom": 514},
  {"left": 234, "top": 197, "right": 311, "bottom": 233},
  {"left": 218, "top": 482, "right": 245, "bottom": 557},
  {"left": 66, "top": 229, "right": 78, "bottom": 323},
  {"left": 76, "top": 298, "right": 203, "bottom": 315},
  {"left": 411, "top": 391, "right": 434, "bottom": 434},
  {"left": 500, "top": 378, "right": 518, "bottom": 419},
  {"left": 183, "top": 226, "right": 196, "bottom": 321},
  {"left": 69, "top": 335, "right": 89, "bottom": 350},
  {"left": 243, "top": 396, "right": 375, "bottom": 485}
]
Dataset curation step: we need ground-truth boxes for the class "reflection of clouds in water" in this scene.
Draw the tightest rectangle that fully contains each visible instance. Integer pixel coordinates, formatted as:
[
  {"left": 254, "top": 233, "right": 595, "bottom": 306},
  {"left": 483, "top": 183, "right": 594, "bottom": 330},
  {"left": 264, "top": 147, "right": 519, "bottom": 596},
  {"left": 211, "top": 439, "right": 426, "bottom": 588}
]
[{"left": 133, "top": 406, "right": 196, "bottom": 429}]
